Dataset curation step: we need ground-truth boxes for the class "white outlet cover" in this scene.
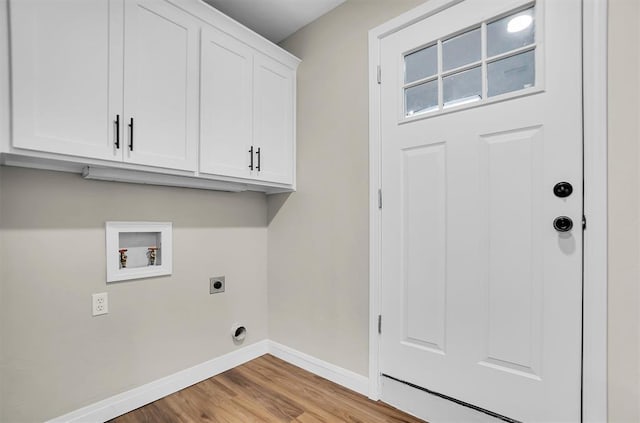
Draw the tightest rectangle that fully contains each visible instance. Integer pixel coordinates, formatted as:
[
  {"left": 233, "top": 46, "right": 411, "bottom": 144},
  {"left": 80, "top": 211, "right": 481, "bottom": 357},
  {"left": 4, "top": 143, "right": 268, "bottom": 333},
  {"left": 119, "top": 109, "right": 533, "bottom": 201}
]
[{"left": 92, "top": 292, "right": 109, "bottom": 316}]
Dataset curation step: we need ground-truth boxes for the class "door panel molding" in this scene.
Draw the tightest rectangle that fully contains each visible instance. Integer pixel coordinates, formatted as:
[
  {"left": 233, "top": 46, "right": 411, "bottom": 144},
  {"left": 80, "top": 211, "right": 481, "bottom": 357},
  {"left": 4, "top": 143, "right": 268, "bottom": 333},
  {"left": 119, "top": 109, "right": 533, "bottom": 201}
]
[
  {"left": 368, "top": 1, "right": 608, "bottom": 421},
  {"left": 478, "top": 126, "right": 543, "bottom": 379},
  {"left": 401, "top": 142, "right": 447, "bottom": 353}
]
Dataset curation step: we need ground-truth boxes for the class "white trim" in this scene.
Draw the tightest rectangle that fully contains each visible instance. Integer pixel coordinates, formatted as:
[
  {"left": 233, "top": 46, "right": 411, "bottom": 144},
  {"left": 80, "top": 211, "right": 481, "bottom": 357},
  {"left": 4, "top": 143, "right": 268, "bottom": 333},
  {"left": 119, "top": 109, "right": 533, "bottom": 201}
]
[
  {"left": 368, "top": 0, "right": 608, "bottom": 420},
  {"left": 368, "top": 23, "right": 383, "bottom": 401},
  {"left": 0, "top": 0, "right": 9, "bottom": 150},
  {"left": 44, "top": 340, "right": 370, "bottom": 423},
  {"left": 582, "top": 0, "right": 608, "bottom": 421},
  {"left": 370, "top": 0, "right": 465, "bottom": 41},
  {"left": 45, "top": 340, "right": 269, "bottom": 423},
  {"left": 268, "top": 341, "right": 370, "bottom": 397}
]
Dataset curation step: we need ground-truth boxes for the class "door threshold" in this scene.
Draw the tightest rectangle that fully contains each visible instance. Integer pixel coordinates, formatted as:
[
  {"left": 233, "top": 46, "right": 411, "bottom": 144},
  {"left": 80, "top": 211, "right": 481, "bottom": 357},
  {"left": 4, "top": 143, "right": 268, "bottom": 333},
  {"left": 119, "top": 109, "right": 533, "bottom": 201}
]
[{"left": 381, "top": 374, "right": 520, "bottom": 423}]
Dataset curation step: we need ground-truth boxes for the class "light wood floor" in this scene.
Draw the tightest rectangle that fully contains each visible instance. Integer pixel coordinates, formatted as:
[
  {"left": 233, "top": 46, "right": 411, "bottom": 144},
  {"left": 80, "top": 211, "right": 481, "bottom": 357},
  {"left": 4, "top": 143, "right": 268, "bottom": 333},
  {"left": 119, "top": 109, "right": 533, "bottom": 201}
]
[{"left": 110, "top": 354, "right": 425, "bottom": 422}]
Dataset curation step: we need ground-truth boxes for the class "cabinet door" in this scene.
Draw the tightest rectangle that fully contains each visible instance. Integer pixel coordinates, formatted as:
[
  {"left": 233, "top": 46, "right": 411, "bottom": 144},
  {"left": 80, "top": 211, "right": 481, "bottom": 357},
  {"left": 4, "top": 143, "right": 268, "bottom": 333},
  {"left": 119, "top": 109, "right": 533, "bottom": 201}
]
[
  {"left": 123, "top": 0, "right": 198, "bottom": 171},
  {"left": 200, "top": 26, "right": 253, "bottom": 179},
  {"left": 10, "top": 0, "right": 123, "bottom": 160},
  {"left": 253, "top": 54, "right": 295, "bottom": 185}
]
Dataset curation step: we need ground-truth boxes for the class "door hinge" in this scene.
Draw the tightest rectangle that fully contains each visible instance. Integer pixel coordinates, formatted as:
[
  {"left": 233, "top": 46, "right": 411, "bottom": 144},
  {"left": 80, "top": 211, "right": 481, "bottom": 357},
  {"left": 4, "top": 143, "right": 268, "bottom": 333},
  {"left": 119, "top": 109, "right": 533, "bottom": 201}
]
[
  {"left": 378, "top": 315, "right": 382, "bottom": 334},
  {"left": 377, "top": 65, "right": 381, "bottom": 84},
  {"left": 583, "top": 215, "right": 587, "bottom": 230},
  {"left": 378, "top": 188, "right": 383, "bottom": 209}
]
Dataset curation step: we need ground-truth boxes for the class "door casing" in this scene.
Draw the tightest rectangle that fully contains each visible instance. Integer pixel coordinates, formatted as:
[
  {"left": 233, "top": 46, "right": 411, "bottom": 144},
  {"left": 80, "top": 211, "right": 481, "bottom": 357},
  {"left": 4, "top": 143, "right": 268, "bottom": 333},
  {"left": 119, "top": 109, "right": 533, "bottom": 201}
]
[{"left": 367, "top": 0, "right": 608, "bottom": 420}]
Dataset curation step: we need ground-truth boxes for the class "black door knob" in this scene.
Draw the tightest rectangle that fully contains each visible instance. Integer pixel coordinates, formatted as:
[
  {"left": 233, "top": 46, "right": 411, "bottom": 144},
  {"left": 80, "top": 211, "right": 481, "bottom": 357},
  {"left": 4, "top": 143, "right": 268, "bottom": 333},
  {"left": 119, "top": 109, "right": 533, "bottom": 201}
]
[
  {"left": 553, "top": 182, "right": 573, "bottom": 198},
  {"left": 553, "top": 216, "right": 573, "bottom": 232}
]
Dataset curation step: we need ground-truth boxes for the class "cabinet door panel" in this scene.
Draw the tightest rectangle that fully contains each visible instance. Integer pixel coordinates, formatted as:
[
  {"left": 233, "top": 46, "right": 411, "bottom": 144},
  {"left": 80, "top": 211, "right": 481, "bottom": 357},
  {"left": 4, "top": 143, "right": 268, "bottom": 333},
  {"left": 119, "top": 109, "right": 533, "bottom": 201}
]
[
  {"left": 123, "top": 0, "right": 198, "bottom": 171},
  {"left": 253, "top": 54, "right": 295, "bottom": 185},
  {"left": 200, "top": 26, "right": 253, "bottom": 179},
  {"left": 10, "top": 0, "right": 122, "bottom": 160}
]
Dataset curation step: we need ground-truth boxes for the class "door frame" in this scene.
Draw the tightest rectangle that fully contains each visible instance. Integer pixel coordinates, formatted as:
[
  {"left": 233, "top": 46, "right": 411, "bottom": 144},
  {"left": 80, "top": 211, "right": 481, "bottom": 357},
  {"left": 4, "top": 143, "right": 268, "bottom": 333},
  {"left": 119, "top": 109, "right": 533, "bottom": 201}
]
[{"left": 367, "top": 1, "right": 608, "bottom": 421}]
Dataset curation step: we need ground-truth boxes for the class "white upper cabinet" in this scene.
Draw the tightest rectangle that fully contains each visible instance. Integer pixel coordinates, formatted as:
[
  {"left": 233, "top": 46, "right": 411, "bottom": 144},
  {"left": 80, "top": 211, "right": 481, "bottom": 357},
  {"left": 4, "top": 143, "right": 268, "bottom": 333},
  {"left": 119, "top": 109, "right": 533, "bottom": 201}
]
[
  {"left": 200, "top": 30, "right": 296, "bottom": 185},
  {"left": 123, "top": 0, "right": 199, "bottom": 171},
  {"left": 10, "top": 0, "right": 122, "bottom": 161},
  {"left": 199, "top": 25, "right": 253, "bottom": 178},
  {"left": 6, "top": 0, "right": 299, "bottom": 191},
  {"left": 253, "top": 54, "right": 295, "bottom": 185},
  {"left": 10, "top": 0, "right": 198, "bottom": 171}
]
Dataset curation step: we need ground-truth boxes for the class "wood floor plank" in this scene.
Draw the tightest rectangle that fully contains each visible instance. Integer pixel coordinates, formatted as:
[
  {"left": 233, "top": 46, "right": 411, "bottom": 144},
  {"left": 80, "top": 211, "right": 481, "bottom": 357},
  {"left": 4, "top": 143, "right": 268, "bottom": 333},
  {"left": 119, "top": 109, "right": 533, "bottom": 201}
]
[
  {"left": 216, "top": 367, "right": 305, "bottom": 420},
  {"left": 237, "top": 357, "right": 376, "bottom": 422},
  {"left": 109, "top": 354, "right": 425, "bottom": 423},
  {"left": 293, "top": 412, "right": 327, "bottom": 423},
  {"left": 248, "top": 355, "right": 417, "bottom": 423}
]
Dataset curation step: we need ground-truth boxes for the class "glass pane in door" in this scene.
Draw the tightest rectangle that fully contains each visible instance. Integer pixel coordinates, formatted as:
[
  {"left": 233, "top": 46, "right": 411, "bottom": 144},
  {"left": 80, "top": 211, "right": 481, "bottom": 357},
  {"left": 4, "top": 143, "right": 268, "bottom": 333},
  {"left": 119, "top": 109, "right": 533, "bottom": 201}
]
[
  {"left": 442, "top": 28, "right": 481, "bottom": 71},
  {"left": 405, "top": 79, "right": 438, "bottom": 116},
  {"left": 405, "top": 45, "right": 437, "bottom": 84},
  {"left": 487, "top": 7, "right": 535, "bottom": 57},
  {"left": 488, "top": 50, "right": 535, "bottom": 97},
  {"left": 443, "top": 66, "right": 482, "bottom": 107}
]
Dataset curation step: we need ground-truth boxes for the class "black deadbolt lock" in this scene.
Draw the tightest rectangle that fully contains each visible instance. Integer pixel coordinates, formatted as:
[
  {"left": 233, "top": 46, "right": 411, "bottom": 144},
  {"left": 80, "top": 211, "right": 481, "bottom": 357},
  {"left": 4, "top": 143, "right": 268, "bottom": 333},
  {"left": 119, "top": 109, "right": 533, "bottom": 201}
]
[
  {"left": 553, "top": 216, "right": 573, "bottom": 232},
  {"left": 553, "top": 182, "right": 573, "bottom": 198}
]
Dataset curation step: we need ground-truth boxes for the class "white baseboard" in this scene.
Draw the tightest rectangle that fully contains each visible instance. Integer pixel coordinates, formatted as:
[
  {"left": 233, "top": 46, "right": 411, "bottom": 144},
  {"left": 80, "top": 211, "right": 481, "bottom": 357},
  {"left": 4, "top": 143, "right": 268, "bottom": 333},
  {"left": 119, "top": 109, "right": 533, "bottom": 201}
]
[
  {"left": 268, "top": 340, "right": 369, "bottom": 397},
  {"left": 45, "top": 340, "right": 269, "bottom": 423},
  {"left": 45, "top": 339, "right": 370, "bottom": 423}
]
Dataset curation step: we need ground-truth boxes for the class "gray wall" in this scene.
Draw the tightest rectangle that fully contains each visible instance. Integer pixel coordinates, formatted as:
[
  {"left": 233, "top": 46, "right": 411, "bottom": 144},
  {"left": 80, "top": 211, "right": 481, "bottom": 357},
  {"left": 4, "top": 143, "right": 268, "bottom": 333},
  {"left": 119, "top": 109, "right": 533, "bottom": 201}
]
[
  {"left": 0, "top": 168, "right": 269, "bottom": 422},
  {"left": 269, "top": 0, "right": 425, "bottom": 377},
  {"left": 608, "top": 0, "right": 640, "bottom": 421}
]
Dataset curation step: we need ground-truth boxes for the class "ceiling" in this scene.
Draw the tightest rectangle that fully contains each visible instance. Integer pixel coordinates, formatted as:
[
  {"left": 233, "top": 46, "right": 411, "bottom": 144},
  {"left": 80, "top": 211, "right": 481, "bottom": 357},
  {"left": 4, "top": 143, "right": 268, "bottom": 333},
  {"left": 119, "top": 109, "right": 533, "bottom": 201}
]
[{"left": 202, "top": 0, "right": 347, "bottom": 43}]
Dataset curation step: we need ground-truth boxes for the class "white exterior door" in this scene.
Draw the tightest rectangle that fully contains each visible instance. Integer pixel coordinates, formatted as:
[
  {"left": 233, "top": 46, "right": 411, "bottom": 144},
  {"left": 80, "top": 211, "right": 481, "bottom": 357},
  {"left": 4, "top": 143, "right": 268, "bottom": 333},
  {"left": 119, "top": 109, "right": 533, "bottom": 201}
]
[
  {"left": 10, "top": 0, "right": 122, "bottom": 161},
  {"left": 123, "top": 0, "right": 198, "bottom": 171},
  {"left": 379, "top": 0, "right": 583, "bottom": 421}
]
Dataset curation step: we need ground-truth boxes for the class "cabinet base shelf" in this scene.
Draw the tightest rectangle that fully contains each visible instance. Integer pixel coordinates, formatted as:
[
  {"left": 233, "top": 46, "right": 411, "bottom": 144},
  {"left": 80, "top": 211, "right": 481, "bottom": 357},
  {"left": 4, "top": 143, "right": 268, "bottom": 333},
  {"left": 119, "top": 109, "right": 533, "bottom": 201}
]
[
  {"left": 82, "top": 166, "right": 246, "bottom": 192},
  {"left": 0, "top": 153, "right": 295, "bottom": 194}
]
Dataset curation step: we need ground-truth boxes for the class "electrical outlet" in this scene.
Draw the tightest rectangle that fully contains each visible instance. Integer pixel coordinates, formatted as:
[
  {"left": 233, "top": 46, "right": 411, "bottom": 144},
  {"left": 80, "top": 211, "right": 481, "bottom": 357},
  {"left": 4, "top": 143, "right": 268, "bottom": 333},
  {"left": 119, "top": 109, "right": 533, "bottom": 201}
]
[
  {"left": 209, "top": 276, "right": 225, "bottom": 294},
  {"left": 92, "top": 292, "right": 109, "bottom": 316}
]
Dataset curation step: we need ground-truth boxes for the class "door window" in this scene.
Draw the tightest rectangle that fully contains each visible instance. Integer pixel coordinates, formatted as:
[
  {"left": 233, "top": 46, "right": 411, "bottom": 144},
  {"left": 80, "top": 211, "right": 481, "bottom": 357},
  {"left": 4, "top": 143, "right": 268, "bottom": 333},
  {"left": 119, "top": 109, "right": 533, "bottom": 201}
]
[{"left": 402, "top": 4, "right": 537, "bottom": 118}]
